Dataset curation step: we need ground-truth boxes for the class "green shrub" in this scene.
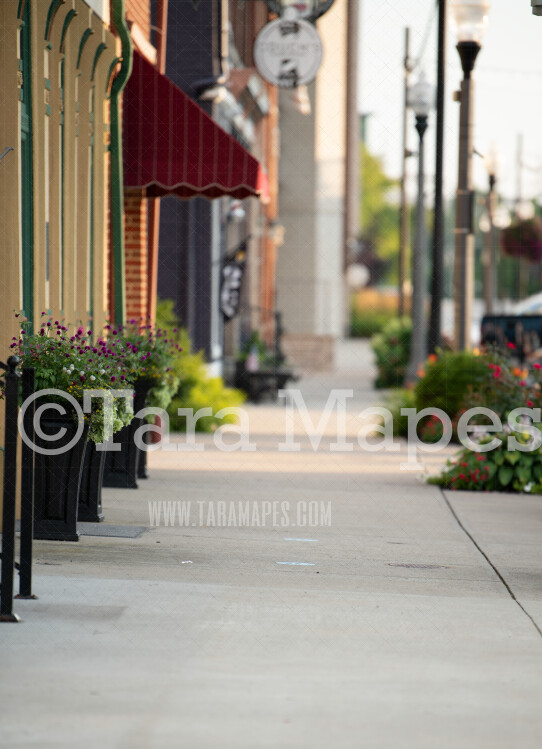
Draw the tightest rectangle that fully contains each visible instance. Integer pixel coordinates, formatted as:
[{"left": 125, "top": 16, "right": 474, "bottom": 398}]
[
  {"left": 156, "top": 299, "right": 246, "bottom": 433},
  {"left": 371, "top": 317, "right": 412, "bottom": 389},
  {"left": 384, "top": 388, "right": 415, "bottom": 437},
  {"left": 168, "top": 378, "right": 245, "bottom": 432},
  {"left": 351, "top": 309, "right": 395, "bottom": 338},
  {"left": 414, "top": 350, "right": 488, "bottom": 419}
]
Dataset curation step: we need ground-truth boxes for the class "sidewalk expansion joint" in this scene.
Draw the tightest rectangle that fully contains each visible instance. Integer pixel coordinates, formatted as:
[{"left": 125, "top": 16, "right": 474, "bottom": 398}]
[{"left": 440, "top": 489, "right": 542, "bottom": 641}]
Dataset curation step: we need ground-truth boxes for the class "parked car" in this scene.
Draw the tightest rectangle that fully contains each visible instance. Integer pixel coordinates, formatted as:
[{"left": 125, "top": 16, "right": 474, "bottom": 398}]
[{"left": 481, "top": 293, "right": 542, "bottom": 362}]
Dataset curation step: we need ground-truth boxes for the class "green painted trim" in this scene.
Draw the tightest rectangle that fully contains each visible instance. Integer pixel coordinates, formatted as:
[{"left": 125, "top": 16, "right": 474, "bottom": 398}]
[
  {"left": 45, "top": 78, "right": 51, "bottom": 90},
  {"left": 59, "top": 9, "right": 77, "bottom": 54},
  {"left": 60, "top": 58, "right": 65, "bottom": 312},
  {"left": 20, "top": 1, "right": 33, "bottom": 332},
  {"left": 46, "top": 104, "right": 51, "bottom": 116},
  {"left": 46, "top": 42, "right": 53, "bottom": 51},
  {"left": 90, "top": 42, "right": 107, "bottom": 82},
  {"left": 110, "top": 0, "right": 133, "bottom": 327},
  {"left": 105, "top": 56, "right": 121, "bottom": 95},
  {"left": 45, "top": 0, "right": 65, "bottom": 41},
  {"left": 76, "top": 28, "right": 94, "bottom": 70},
  {"left": 17, "top": 0, "right": 26, "bottom": 21},
  {"left": 89, "top": 87, "right": 95, "bottom": 323}
]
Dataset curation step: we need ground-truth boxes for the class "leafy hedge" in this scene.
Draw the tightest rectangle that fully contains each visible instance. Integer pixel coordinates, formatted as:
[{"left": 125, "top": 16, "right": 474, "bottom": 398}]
[{"left": 371, "top": 317, "right": 412, "bottom": 389}]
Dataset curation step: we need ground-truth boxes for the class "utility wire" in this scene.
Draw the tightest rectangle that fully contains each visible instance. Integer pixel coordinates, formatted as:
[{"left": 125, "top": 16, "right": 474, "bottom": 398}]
[{"left": 411, "top": 0, "right": 438, "bottom": 72}]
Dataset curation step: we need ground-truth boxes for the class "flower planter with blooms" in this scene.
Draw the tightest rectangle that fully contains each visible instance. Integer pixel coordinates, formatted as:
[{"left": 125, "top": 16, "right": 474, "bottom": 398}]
[
  {"left": 101, "top": 319, "right": 182, "bottom": 488},
  {"left": 5, "top": 314, "right": 138, "bottom": 540},
  {"left": 429, "top": 349, "right": 542, "bottom": 493},
  {"left": 9, "top": 314, "right": 135, "bottom": 442}
]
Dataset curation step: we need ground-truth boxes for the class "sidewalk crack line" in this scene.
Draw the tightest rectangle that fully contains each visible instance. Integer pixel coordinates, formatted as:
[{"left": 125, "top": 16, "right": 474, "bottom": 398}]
[{"left": 440, "top": 489, "right": 542, "bottom": 640}]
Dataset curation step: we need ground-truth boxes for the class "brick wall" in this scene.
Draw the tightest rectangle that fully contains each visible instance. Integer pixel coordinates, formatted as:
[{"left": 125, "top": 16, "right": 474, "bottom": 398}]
[
  {"left": 124, "top": 191, "right": 149, "bottom": 321},
  {"left": 125, "top": 0, "right": 151, "bottom": 40}
]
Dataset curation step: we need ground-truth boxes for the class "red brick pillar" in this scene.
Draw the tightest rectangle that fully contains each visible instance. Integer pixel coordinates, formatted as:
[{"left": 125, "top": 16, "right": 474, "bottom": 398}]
[{"left": 124, "top": 190, "right": 149, "bottom": 321}]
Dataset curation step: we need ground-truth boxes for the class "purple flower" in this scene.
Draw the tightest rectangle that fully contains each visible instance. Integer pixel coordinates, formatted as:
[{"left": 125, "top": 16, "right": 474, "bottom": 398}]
[{"left": 111, "top": 376, "right": 116, "bottom": 382}]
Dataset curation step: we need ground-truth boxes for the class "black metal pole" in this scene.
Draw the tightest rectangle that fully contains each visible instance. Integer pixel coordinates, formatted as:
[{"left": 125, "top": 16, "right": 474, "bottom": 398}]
[
  {"left": 405, "top": 116, "right": 428, "bottom": 385},
  {"left": 17, "top": 367, "right": 36, "bottom": 599},
  {"left": 428, "top": 0, "right": 447, "bottom": 353},
  {"left": 0, "top": 356, "right": 21, "bottom": 622}
]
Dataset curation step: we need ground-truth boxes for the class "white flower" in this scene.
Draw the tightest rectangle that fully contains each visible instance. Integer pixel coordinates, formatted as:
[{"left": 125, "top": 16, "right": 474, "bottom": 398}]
[
  {"left": 100, "top": 369, "right": 105, "bottom": 375},
  {"left": 90, "top": 375, "right": 95, "bottom": 381},
  {"left": 80, "top": 371, "right": 85, "bottom": 376}
]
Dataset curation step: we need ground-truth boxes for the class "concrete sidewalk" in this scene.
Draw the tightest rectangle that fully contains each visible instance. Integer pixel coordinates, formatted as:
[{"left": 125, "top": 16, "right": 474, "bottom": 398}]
[{"left": 2, "top": 339, "right": 542, "bottom": 749}]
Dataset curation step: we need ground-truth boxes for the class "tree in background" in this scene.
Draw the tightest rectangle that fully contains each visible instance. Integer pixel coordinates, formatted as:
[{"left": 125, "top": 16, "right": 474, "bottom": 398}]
[{"left": 357, "top": 145, "right": 400, "bottom": 285}]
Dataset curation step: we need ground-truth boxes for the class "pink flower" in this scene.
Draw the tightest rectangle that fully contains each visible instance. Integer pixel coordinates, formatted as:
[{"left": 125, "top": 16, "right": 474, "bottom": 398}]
[
  {"left": 507, "top": 342, "right": 516, "bottom": 349},
  {"left": 534, "top": 363, "right": 542, "bottom": 370},
  {"left": 527, "top": 400, "right": 534, "bottom": 407}
]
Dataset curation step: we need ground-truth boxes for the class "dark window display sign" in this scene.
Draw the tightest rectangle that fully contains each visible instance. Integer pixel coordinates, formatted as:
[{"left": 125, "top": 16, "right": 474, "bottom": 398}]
[{"left": 221, "top": 261, "right": 246, "bottom": 320}]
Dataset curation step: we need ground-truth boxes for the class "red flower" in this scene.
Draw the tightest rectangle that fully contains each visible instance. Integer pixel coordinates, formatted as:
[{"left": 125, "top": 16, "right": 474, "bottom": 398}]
[
  {"left": 507, "top": 342, "right": 516, "bottom": 349},
  {"left": 534, "top": 363, "right": 542, "bottom": 370},
  {"left": 527, "top": 400, "right": 534, "bottom": 408}
]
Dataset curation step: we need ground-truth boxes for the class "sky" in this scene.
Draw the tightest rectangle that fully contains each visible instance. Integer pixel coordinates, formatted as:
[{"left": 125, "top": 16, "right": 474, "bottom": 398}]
[{"left": 359, "top": 0, "right": 542, "bottom": 206}]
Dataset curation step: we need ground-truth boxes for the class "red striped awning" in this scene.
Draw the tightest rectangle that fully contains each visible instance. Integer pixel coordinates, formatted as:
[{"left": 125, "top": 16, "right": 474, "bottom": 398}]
[{"left": 122, "top": 51, "right": 269, "bottom": 202}]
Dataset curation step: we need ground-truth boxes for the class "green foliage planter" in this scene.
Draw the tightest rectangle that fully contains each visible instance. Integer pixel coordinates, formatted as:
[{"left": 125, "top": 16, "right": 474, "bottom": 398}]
[
  {"left": 371, "top": 317, "right": 412, "bottom": 389},
  {"left": 429, "top": 428, "right": 542, "bottom": 493}
]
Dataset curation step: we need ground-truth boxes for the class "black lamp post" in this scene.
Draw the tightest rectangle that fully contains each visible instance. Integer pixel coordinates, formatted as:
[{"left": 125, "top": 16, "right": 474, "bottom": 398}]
[
  {"left": 405, "top": 73, "right": 434, "bottom": 385},
  {"left": 452, "top": 0, "right": 490, "bottom": 351},
  {"left": 428, "top": 0, "right": 447, "bottom": 353}
]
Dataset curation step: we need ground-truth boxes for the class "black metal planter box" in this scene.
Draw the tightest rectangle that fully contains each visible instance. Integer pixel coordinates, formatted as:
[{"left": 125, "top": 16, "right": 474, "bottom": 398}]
[
  {"left": 102, "top": 381, "right": 151, "bottom": 490},
  {"left": 33, "top": 413, "right": 89, "bottom": 542},
  {"left": 77, "top": 441, "right": 106, "bottom": 522}
]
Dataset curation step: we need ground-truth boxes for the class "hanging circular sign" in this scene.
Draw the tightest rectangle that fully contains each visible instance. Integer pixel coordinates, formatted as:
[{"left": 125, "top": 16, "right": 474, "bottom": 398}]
[{"left": 253, "top": 17, "right": 323, "bottom": 89}]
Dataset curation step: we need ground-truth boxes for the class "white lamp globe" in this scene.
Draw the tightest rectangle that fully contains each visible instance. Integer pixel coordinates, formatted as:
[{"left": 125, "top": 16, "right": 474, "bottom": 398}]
[
  {"left": 451, "top": 0, "right": 491, "bottom": 44},
  {"left": 407, "top": 72, "right": 434, "bottom": 118}
]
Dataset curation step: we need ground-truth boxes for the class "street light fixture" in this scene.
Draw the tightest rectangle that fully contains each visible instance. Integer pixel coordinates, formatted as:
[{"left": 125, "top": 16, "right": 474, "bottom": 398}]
[
  {"left": 405, "top": 72, "right": 434, "bottom": 385},
  {"left": 451, "top": 0, "right": 490, "bottom": 351}
]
